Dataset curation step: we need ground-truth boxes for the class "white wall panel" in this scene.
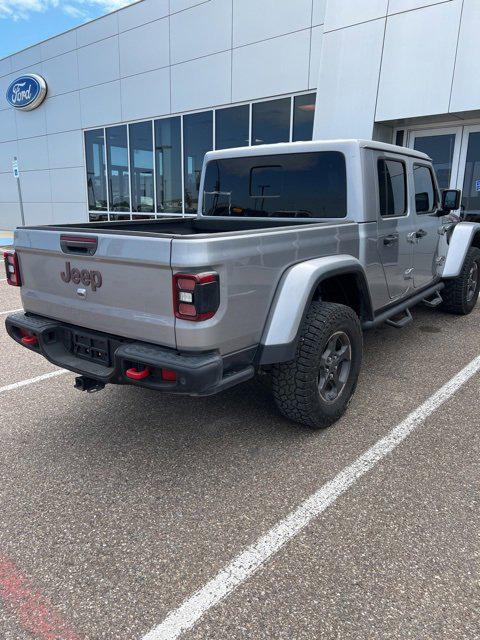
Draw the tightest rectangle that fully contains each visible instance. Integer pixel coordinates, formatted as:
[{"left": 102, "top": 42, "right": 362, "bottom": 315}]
[
  {"left": 77, "top": 38, "right": 120, "bottom": 89},
  {"left": 76, "top": 13, "right": 118, "bottom": 48},
  {"left": 0, "top": 57, "right": 12, "bottom": 78},
  {"left": 0, "top": 203, "right": 21, "bottom": 229},
  {"left": 376, "top": 0, "right": 462, "bottom": 121},
  {"left": 80, "top": 81, "right": 122, "bottom": 128},
  {"left": 450, "top": 0, "right": 480, "bottom": 113},
  {"left": 232, "top": 31, "right": 310, "bottom": 103},
  {"left": 52, "top": 202, "right": 88, "bottom": 224},
  {"left": 20, "top": 170, "right": 51, "bottom": 203},
  {"left": 0, "top": 173, "right": 18, "bottom": 201},
  {"left": 119, "top": 19, "right": 169, "bottom": 77},
  {"left": 233, "top": 0, "right": 312, "bottom": 47},
  {"left": 0, "top": 110, "right": 17, "bottom": 143},
  {"left": 309, "top": 26, "right": 323, "bottom": 89},
  {"left": 45, "top": 92, "right": 81, "bottom": 134},
  {"left": 23, "top": 202, "right": 53, "bottom": 225},
  {"left": 312, "top": 0, "right": 327, "bottom": 26},
  {"left": 171, "top": 0, "right": 232, "bottom": 65},
  {"left": 172, "top": 51, "right": 230, "bottom": 112},
  {"left": 50, "top": 167, "right": 85, "bottom": 203},
  {"left": 324, "top": 0, "right": 388, "bottom": 31},
  {"left": 170, "top": 0, "right": 208, "bottom": 13},
  {"left": 15, "top": 106, "right": 46, "bottom": 140},
  {"left": 42, "top": 51, "right": 79, "bottom": 96},
  {"left": 314, "top": 18, "right": 385, "bottom": 139},
  {"left": 121, "top": 68, "right": 171, "bottom": 120},
  {"left": 10, "top": 45, "right": 42, "bottom": 72},
  {"left": 0, "top": 73, "right": 17, "bottom": 110},
  {"left": 18, "top": 136, "right": 49, "bottom": 171},
  {"left": 118, "top": 0, "right": 169, "bottom": 31},
  {"left": 41, "top": 31, "right": 77, "bottom": 61},
  {"left": 388, "top": 0, "right": 452, "bottom": 14},
  {"left": 48, "top": 131, "right": 84, "bottom": 169},
  {"left": 0, "top": 140, "right": 18, "bottom": 174}
]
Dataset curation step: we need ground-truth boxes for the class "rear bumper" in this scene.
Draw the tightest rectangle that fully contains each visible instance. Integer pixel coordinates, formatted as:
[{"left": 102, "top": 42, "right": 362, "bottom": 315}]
[{"left": 5, "top": 312, "right": 254, "bottom": 396}]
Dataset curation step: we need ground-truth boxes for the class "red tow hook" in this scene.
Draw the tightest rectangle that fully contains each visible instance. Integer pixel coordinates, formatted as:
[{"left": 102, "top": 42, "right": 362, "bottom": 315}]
[
  {"left": 125, "top": 367, "right": 151, "bottom": 380},
  {"left": 21, "top": 334, "right": 38, "bottom": 346}
]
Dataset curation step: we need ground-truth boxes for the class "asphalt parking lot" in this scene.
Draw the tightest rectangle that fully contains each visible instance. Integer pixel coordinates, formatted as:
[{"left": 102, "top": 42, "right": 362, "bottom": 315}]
[{"left": 0, "top": 263, "right": 479, "bottom": 640}]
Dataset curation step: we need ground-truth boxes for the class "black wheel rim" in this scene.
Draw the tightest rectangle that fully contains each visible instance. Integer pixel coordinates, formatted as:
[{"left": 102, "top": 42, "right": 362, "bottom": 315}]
[
  {"left": 318, "top": 331, "right": 352, "bottom": 404},
  {"left": 467, "top": 261, "right": 478, "bottom": 302}
]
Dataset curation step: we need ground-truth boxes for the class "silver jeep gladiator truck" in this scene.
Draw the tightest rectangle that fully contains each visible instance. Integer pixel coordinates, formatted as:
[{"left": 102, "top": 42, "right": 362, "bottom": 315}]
[{"left": 4, "top": 140, "right": 480, "bottom": 429}]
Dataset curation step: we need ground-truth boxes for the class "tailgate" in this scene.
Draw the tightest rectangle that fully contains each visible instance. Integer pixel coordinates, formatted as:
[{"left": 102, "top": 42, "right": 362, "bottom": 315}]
[{"left": 15, "top": 228, "right": 176, "bottom": 348}]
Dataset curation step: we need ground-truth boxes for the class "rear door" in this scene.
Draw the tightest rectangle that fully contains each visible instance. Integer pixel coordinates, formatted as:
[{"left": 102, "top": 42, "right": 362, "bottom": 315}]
[
  {"left": 376, "top": 155, "right": 415, "bottom": 300},
  {"left": 15, "top": 229, "right": 176, "bottom": 348}
]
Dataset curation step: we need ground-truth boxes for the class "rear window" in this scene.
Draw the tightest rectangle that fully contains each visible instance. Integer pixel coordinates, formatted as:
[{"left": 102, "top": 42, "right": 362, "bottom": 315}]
[{"left": 202, "top": 152, "right": 347, "bottom": 218}]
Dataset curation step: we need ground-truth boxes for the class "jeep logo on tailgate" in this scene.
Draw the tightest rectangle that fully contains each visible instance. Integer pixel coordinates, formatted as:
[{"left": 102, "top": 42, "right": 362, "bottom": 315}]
[{"left": 61, "top": 262, "right": 102, "bottom": 291}]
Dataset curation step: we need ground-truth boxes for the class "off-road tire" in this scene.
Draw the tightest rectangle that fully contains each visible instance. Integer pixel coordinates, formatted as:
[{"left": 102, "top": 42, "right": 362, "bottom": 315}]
[
  {"left": 441, "top": 246, "right": 480, "bottom": 315},
  {"left": 271, "top": 302, "right": 362, "bottom": 430}
]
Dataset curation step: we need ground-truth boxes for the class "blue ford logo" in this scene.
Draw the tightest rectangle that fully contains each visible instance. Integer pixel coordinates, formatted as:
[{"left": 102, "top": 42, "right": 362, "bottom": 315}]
[{"left": 6, "top": 74, "right": 47, "bottom": 111}]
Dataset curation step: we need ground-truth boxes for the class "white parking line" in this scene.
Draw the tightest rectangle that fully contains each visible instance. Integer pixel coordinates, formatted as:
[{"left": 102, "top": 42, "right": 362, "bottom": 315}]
[
  {"left": 0, "top": 370, "right": 68, "bottom": 396},
  {"left": 0, "top": 308, "right": 22, "bottom": 316},
  {"left": 142, "top": 354, "right": 480, "bottom": 640}
]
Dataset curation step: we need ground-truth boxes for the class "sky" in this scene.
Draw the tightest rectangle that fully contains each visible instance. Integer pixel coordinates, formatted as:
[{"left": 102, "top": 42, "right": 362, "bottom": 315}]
[{"left": 0, "top": 0, "right": 136, "bottom": 60}]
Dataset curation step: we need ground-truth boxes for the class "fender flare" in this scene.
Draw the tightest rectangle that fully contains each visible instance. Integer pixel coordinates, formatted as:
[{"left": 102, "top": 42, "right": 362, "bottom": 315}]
[
  {"left": 257, "top": 255, "right": 372, "bottom": 365},
  {"left": 442, "top": 221, "right": 480, "bottom": 278}
]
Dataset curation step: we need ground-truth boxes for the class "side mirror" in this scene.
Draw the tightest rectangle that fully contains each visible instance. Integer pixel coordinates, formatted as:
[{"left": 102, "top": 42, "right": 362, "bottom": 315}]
[{"left": 441, "top": 189, "right": 461, "bottom": 212}]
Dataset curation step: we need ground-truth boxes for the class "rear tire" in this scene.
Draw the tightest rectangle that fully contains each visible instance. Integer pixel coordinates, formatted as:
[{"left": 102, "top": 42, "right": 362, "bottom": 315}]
[
  {"left": 271, "top": 302, "right": 362, "bottom": 430},
  {"left": 441, "top": 246, "right": 480, "bottom": 315}
]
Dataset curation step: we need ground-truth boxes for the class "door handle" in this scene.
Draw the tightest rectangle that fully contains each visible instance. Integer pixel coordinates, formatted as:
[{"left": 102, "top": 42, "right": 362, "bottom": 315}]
[
  {"left": 416, "top": 229, "right": 427, "bottom": 239},
  {"left": 383, "top": 234, "right": 399, "bottom": 246}
]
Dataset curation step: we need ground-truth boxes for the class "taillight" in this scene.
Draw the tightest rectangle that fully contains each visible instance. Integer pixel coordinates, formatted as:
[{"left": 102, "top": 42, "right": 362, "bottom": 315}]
[
  {"left": 173, "top": 272, "right": 220, "bottom": 321},
  {"left": 3, "top": 250, "right": 21, "bottom": 287}
]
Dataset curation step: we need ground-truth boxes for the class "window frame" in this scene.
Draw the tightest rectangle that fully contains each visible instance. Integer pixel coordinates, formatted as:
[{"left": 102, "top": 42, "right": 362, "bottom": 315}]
[
  {"left": 377, "top": 157, "right": 408, "bottom": 219},
  {"left": 413, "top": 162, "right": 439, "bottom": 215}
]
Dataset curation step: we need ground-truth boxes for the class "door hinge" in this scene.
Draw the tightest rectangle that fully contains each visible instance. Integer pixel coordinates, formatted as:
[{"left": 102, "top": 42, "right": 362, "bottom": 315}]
[{"left": 404, "top": 267, "right": 414, "bottom": 280}]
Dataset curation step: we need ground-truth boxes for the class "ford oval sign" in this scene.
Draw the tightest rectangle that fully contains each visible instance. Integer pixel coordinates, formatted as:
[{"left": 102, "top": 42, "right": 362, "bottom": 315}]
[{"left": 6, "top": 74, "right": 47, "bottom": 111}]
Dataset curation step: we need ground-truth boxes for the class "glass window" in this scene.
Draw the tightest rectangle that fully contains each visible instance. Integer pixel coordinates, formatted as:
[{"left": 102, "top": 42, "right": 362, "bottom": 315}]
[
  {"left": 155, "top": 117, "right": 183, "bottom": 214},
  {"left": 89, "top": 212, "right": 108, "bottom": 222},
  {"left": 414, "top": 164, "right": 437, "bottom": 213},
  {"left": 203, "top": 152, "right": 346, "bottom": 218},
  {"left": 215, "top": 105, "right": 250, "bottom": 150},
  {"left": 378, "top": 159, "right": 407, "bottom": 217},
  {"left": 85, "top": 129, "right": 107, "bottom": 211},
  {"left": 461, "top": 132, "right": 480, "bottom": 218},
  {"left": 106, "top": 125, "right": 130, "bottom": 211},
  {"left": 252, "top": 98, "right": 290, "bottom": 146},
  {"left": 292, "top": 94, "right": 316, "bottom": 142},
  {"left": 129, "top": 121, "right": 154, "bottom": 213},
  {"left": 413, "top": 134, "right": 455, "bottom": 189},
  {"left": 183, "top": 111, "right": 213, "bottom": 213}
]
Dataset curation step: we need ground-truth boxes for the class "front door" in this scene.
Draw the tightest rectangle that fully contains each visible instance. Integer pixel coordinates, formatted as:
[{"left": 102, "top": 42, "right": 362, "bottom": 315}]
[
  {"left": 411, "top": 163, "right": 441, "bottom": 288},
  {"left": 376, "top": 156, "right": 415, "bottom": 300}
]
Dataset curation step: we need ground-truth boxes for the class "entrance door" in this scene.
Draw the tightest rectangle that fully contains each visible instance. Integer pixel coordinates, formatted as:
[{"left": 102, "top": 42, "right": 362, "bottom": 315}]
[
  {"left": 409, "top": 128, "right": 462, "bottom": 189},
  {"left": 458, "top": 125, "right": 480, "bottom": 220}
]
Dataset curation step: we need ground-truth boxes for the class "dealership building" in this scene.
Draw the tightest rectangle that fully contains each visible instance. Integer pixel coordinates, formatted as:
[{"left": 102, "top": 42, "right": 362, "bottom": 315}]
[{"left": 0, "top": 0, "right": 479, "bottom": 229}]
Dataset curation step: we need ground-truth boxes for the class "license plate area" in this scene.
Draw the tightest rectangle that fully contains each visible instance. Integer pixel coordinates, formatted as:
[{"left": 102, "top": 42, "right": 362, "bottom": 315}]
[{"left": 71, "top": 330, "right": 110, "bottom": 366}]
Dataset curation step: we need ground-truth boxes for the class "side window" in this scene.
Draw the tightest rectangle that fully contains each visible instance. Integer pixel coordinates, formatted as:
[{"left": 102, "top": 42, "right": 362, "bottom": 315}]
[
  {"left": 378, "top": 159, "right": 407, "bottom": 217},
  {"left": 414, "top": 164, "right": 437, "bottom": 213}
]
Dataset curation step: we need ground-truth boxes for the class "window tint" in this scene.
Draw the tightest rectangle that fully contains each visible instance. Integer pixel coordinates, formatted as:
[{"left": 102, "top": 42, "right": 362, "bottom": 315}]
[
  {"left": 414, "top": 164, "right": 437, "bottom": 213},
  {"left": 106, "top": 125, "right": 130, "bottom": 211},
  {"left": 155, "top": 116, "right": 182, "bottom": 213},
  {"left": 252, "top": 98, "right": 290, "bottom": 146},
  {"left": 292, "top": 93, "right": 316, "bottom": 142},
  {"left": 378, "top": 159, "right": 406, "bottom": 217},
  {"left": 413, "top": 134, "right": 455, "bottom": 190},
  {"left": 203, "top": 152, "right": 346, "bottom": 218},
  {"left": 129, "top": 121, "right": 154, "bottom": 213},
  {"left": 85, "top": 129, "right": 107, "bottom": 211},
  {"left": 461, "top": 131, "right": 480, "bottom": 217},
  {"left": 215, "top": 105, "right": 249, "bottom": 150},
  {"left": 184, "top": 111, "right": 213, "bottom": 213}
]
